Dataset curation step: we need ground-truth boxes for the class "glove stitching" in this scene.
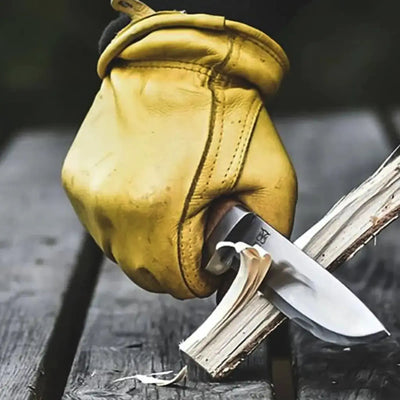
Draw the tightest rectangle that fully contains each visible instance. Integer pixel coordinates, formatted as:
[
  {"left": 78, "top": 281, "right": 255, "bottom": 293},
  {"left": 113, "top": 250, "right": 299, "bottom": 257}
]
[
  {"left": 176, "top": 78, "right": 217, "bottom": 297},
  {"left": 114, "top": 59, "right": 257, "bottom": 94},
  {"left": 177, "top": 35, "right": 236, "bottom": 297},
  {"left": 232, "top": 97, "right": 262, "bottom": 184},
  {"left": 201, "top": 35, "right": 235, "bottom": 196},
  {"left": 233, "top": 100, "right": 264, "bottom": 188},
  {"left": 113, "top": 61, "right": 212, "bottom": 77},
  {"left": 183, "top": 80, "right": 226, "bottom": 294},
  {"left": 202, "top": 84, "right": 226, "bottom": 196},
  {"left": 228, "top": 31, "right": 288, "bottom": 71},
  {"left": 117, "top": 58, "right": 213, "bottom": 69},
  {"left": 186, "top": 218, "right": 195, "bottom": 291},
  {"left": 221, "top": 96, "right": 256, "bottom": 187},
  {"left": 180, "top": 80, "right": 223, "bottom": 296},
  {"left": 219, "top": 35, "right": 247, "bottom": 188}
]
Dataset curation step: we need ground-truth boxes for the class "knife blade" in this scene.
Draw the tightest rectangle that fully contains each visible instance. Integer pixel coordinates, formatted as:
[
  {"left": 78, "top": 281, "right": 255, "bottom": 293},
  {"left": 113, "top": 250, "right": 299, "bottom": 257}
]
[{"left": 204, "top": 206, "right": 389, "bottom": 346}]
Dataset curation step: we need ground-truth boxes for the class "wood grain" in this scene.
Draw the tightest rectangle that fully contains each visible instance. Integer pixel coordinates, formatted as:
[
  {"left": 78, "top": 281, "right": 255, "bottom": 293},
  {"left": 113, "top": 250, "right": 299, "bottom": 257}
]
[
  {"left": 0, "top": 133, "right": 102, "bottom": 399},
  {"left": 63, "top": 258, "right": 274, "bottom": 399},
  {"left": 278, "top": 110, "right": 400, "bottom": 399}
]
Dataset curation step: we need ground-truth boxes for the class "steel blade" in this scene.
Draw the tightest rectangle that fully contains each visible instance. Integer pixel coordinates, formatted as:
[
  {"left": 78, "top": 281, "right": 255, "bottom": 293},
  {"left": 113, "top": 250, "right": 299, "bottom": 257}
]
[{"left": 205, "top": 206, "right": 389, "bottom": 345}]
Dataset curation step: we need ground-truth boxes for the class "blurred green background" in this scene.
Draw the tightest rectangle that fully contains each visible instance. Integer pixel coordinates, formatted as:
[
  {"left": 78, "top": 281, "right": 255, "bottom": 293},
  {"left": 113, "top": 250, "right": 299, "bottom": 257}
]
[{"left": 1, "top": 0, "right": 399, "bottom": 137}]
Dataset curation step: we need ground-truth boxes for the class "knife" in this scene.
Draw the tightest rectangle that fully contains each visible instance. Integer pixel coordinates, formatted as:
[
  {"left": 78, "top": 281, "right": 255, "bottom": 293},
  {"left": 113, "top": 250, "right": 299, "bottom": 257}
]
[{"left": 203, "top": 206, "right": 389, "bottom": 346}]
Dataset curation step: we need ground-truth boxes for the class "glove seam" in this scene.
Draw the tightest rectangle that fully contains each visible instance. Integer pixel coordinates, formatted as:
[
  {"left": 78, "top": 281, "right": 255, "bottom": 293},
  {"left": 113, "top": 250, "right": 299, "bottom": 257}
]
[
  {"left": 228, "top": 29, "right": 288, "bottom": 72},
  {"left": 177, "top": 33, "right": 235, "bottom": 296},
  {"left": 231, "top": 99, "right": 263, "bottom": 188},
  {"left": 176, "top": 79, "right": 216, "bottom": 297},
  {"left": 112, "top": 59, "right": 254, "bottom": 91},
  {"left": 111, "top": 60, "right": 213, "bottom": 77},
  {"left": 221, "top": 95, "right": 260, "bottom": 188},
  {"left": 202, "top": 84, "right": 226, "bottom": 194}
]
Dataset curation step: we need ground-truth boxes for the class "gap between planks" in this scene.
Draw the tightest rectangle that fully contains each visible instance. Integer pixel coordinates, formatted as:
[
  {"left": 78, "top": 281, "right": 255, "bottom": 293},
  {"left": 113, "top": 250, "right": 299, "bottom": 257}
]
[{"left": 30, "top": 235, "right": 103, "bottom": 400}]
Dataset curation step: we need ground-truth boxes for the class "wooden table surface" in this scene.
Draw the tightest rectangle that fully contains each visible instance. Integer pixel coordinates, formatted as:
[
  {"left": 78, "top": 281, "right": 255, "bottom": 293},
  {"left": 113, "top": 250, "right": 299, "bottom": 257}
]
[{"left": 1, "top": 109, "right": 399, "bottom": 400}]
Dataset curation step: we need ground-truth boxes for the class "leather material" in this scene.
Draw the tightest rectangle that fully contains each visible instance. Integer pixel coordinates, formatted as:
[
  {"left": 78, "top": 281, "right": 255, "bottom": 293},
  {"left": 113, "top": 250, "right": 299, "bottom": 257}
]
[
  {"left": 110, "top": 0, "right": 155, "bottom": 21},
  {"left": 62, "top": 6, "right": 297, "bottom": 299}
]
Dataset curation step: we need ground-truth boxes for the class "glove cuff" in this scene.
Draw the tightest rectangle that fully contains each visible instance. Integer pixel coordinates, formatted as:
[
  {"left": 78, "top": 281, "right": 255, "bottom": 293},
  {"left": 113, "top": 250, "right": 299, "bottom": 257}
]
[{"left": 98, "top": 8, "right": 289, "bottom": 101}]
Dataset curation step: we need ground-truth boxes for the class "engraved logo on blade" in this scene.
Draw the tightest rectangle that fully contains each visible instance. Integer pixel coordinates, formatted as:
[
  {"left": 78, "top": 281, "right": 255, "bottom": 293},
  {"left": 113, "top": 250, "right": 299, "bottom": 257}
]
[{"left": 256, "top": 228, "right": 270, "bottom": 245}]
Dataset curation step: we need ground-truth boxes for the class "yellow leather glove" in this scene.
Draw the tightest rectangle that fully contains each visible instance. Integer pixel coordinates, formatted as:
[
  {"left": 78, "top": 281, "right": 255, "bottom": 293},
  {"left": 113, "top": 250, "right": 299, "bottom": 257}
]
[{"left": 61, "top": 0, "right": 297, "bottom": 299}]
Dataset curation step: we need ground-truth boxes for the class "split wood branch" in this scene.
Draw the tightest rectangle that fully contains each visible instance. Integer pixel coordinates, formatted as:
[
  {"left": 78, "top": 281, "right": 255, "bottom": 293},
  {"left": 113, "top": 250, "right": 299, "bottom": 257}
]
[{"left": 180, "top": 149, "right": 400, "bottom": 379}]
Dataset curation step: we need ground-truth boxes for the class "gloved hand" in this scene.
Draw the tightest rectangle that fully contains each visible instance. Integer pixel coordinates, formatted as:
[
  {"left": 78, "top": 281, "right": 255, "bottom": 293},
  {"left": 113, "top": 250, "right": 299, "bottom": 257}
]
[{"left": 61, "top": 0, "right": 297, "bottom": 299}]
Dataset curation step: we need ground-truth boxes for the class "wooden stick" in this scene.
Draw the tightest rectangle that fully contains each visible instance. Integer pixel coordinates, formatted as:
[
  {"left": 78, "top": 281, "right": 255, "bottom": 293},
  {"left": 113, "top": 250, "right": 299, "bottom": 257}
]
[{"left": 180, "top": 149, "right": 400, "bottom": 379}]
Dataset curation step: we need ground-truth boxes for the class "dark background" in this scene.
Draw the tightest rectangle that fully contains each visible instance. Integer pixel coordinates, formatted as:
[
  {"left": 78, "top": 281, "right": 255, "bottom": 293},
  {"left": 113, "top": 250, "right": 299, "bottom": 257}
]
[{"left": 1, "top": 0, "right": 399, "bottom": 138}]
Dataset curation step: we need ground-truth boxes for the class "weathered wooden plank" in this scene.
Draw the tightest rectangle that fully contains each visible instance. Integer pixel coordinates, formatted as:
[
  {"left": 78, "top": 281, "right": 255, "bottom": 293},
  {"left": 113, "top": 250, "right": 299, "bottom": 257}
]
[
  {"left": 63, "top": 257, "right": 274, "bottom": 399},
  {"left": 276, "top": 110, "right": 400, "bottom": 399},
  {"left": 0, "top": 133, "right": 102, "bottom": 399}
]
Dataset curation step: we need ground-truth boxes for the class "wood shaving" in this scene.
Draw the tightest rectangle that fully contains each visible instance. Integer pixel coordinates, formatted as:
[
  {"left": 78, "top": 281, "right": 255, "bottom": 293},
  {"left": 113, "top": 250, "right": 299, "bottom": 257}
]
[{"left": 111, "top": 366, "right": 187, "bottom": 387}]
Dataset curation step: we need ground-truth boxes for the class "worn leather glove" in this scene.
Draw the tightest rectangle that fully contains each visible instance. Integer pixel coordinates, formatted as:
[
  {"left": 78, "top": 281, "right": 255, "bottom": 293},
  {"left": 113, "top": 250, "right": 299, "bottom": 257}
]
[{"left": 61, "top": 0, "right": 297, "bottom": 299}]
